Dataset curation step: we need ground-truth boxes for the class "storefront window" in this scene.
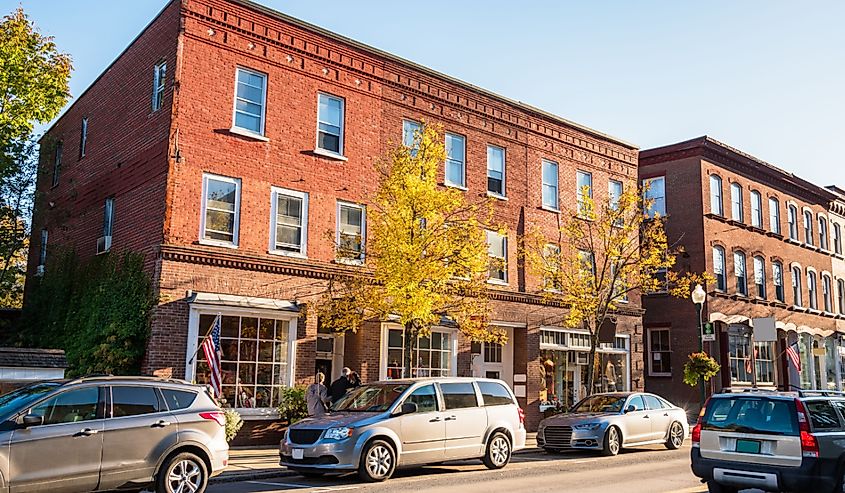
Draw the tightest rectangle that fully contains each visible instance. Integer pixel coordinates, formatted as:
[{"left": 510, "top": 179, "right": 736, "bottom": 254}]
[
  {"left": 597, "top": 351, "right": 627, "bottom": 393},
  {"left": 195, "top": 314, "right": 290, "bottom": 409},
  {"left": 799, "top": 333, "right": 813, "bottom": 389},
  {"left": 825, "top": 337, "right": 838, "bottom": 391},
  {"left": 754, "top": 341, "right": 775, "bottom": 385},
  {"left": 386, "top": 328, "right": 451, "bottom": 379},
  {"left": 728, "top": 325, "right": 752, "bottom": 384}
]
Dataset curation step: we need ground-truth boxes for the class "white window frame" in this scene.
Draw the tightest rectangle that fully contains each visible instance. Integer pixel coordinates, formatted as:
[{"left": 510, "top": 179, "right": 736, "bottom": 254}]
[
  {"left": 773, "top": 261, "right": 785, "bottom": 303},
  {"left": 269, "top": 187, "right": 308, "bottom": 258},
  {"left": 713, "top": 246, "right": 726, "bottom": 292},
  {"left": 486, "top": 230, "right": 508, "bottom": 285},
  {"left": 486, "top": 144, "right": 506, "bottom": 198},
  {"left": 541, "top": 159, "right": 559, "bottom": 211},
  {"left": 710, "top": 175, "right": 723, "bottom": 216},
  {"left": 822, "top": 274, "right": 833, "bottom": 313},
  {"left": 769, "top": 197, "right": 780, "bottom": 234},
  {"left": 444, "top": 132, "right": 466, "bottom": 189},
  {"left": 102, "top": 196, "right": 115, "bottom": 237},
  {"left": 152, "top": 61, "right": 166, "bottom": 112},
  {"left": 647, "top": 328, "right": 672, "bottom": 377},
  {"left": 316, "top": 92, "right": 345, "bottom": 157},
  {"left": 576, "top": 170, "right": 593, "bottom": 217},
  {"left": 79, "top": 117, "right": 88, "bottom": 159},
  {"left": 336, "top": 201, "right": 366, "bottom": 264},
  {"left": 838, "top": 279, "right": 845, "bottom": 315},
  {"left": 379, "top": 323, "right": 458, "bottom": 381},
  {"left": 808, "top": 269, "right": 819, "bottom": 310},
  {"left": 734, "top": 250, "right": 747, "bottom": 296},
  {"left": 750, "top": 190, "right": 762, "bottom": 228},
  {"left": 834, "top": 222, "right": 843, "bottom": 255},
  {"left": 730, "top": 182, "right": 743, "bottom": 222},
  {"left": 753, "top": 256, "right": 766, "bottom": 299},
  {"left": 792, "top": 266, "right": 804, "bottom": 307},
  {"left": 231, "top": 67, "right": 267, "bottom": 138},
  {"left": 402, "top": 119, "right": 422, "bottom": 151},
  {"left": 643, "top": 176, "right": 666, "bottom": 218},
  {"left": 200, "top": 174, "right": 241, "bottom": 248},
  {"left": 788, "top": 204, "right": 799, "bottom": 240},
  {"left": 804, "top": 209, "right": 815, "bottom": 246},
  {"left": 819, "top": 216, "right": 829, "bottom": 251}
]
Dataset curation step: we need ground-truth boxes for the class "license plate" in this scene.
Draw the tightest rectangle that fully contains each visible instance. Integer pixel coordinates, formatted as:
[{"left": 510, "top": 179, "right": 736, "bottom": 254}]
[
  {"left": 735, "top": 439, "right": 761, "bottom": 454},
  {"left": 292, "top": 448, "right": 304, "bottom": 460}
]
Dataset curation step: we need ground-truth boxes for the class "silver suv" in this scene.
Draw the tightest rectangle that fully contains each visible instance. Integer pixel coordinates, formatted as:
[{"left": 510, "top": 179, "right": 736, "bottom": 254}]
[
  {"left": 0, "top": 376, "right": 228, "bottom": 493},
  {"left": 280, "top": 377, "right": 526, "bottom": 481},
  {"left": 691, "top": 390, "right": 845, "bottom": 493}
]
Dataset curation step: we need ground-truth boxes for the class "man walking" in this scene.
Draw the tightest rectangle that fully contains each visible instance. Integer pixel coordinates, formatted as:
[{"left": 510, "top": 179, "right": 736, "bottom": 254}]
[
  {"left": 330, "top": 367, "right": 356, "bottom": 403},
  {"left": 306, "top": 372, "right": 330, "bottom": 417}
]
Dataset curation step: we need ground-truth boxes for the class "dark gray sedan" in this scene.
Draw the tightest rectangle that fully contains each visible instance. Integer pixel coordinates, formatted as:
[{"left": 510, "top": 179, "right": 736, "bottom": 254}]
[{"left": 537, "top": 392, "right": 689, "bottom": 456}]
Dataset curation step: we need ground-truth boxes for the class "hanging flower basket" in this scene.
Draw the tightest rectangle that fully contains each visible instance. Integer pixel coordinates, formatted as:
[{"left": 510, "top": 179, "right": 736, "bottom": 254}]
[{"left": 683, "top": 352, "right": 720, "bottom": 387}]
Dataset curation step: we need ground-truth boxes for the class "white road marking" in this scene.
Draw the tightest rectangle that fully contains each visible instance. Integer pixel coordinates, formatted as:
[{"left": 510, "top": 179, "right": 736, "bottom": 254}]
[{"left": 246, "top": 480, "right": 360, "bottom": 492}]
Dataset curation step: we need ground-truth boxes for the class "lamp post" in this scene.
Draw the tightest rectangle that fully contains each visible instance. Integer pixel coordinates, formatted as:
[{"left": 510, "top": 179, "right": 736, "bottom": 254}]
[{"left": 691, "top": 284, "right": 707, "bottom": 409}]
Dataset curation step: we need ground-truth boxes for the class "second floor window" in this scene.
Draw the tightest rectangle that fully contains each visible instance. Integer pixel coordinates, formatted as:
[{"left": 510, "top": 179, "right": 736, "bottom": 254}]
[
  {"left": 486, "top": 230, "right": 507, "bottom": 283},
  {"left": 152, "top": 61, "right": 166, "bottom": 111},
  {"left": 542, "top": 160, "right": 559, "bottom": 210},
  {"left": 804, "top": 210, "right": 814, "bottom": 245},
  {"left": 734, "top": 251, "right": 747, "bottom": 296},
  {"left": 542, "top": 243, "right": 561, "bottom": 291},
  {"left": 713, "top": 246, "right": 726, "bottom": 292},
  {"left": 769, "top": 197, "right": 780, "bottom": 234},
  {"left": 317, "top": 93, "right": 344, "bottom": 155},
  {"left": 486, "top": 145, "right": 505, "bottom": 197},
  {"left": 102, "top": 197, "right": 114, "bottom": 237},
  {"left": 643, "top": 176, "right": 665, "bottom": 218},
  {"left": 750, "top": 191, "right": 762, "bottom": 228},
  {"left": 792, "top": 266, "right": 803, "bottom": 306},
  {"left": 834, "top": 223, "right": 843, "bottom": 255},
  {"left": 808, "top": 271, "right": 818, "bottom": 310},
  {"left": 773, "top": 261, "right": 784, "bottom": 302},
  {"left": 577, "top": 171, "right": 592, "bottom": 217},
  {"left": 271, "top": 188, "right": 308, "bottom": 256},
  {"left": 79, "top": 117, "right": 88, "bottom": 159},
  {"left": 730, "top": 183, "right": 743, "bottom": 222},
  {"left": 51, "top": 141, "right": 62, "bottom": 187},
  {"left": 648, "top": 328, "right": 671, "bottom": 376},
  {"left": 819, "top": 217, "right": 829, "bottom": 250},
  {"left": 403, "top": 119, "right": 421, "bottom": 153},
  {"left": 445, "top": 133, "right": 466, "bottom": 188},
  {"left": 337, "top": 202, "right": 365, "bottom": 263},
  {"left": 838, "top": 279, "right": 845, "bottom": 314},
  {"left": 233, "top": 68, "right": 266, "bottom": 136},
  {"left": 201, "top": 174, "right": 240, "bottom": 246},
  {"left": 753, "top": 256, "right": 766, "bottom": 299},
  {"left": 823, "top": 275, "right": 833, "bottom": 312},
  {"left": 788, "top": 204, "right": 798, "bottom": 240},
  {"left": 710, "top": 175, "right": 723, "bottom": 216}
]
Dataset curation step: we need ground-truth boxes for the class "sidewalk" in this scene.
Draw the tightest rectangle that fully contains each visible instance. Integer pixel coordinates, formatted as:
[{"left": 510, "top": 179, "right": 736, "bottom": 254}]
[{"left": 212, "top": 432, "right": 539, "bottom": 484}]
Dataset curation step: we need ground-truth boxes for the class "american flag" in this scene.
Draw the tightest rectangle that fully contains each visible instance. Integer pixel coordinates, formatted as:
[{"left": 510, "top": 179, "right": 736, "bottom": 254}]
[
  {"left": 201, "top": 315, "right": 223, "bottom": 398},
  {"left": 786, "top": 341, "right": 801, "bottom": 373}
]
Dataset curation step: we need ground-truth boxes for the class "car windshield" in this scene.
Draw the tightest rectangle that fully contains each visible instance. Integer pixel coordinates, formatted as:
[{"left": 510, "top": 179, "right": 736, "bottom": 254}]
[
  {"left": 702, "top": 397, "right": 798, "bottom": 436},
  {"left": 0, "top": 382, "right": 63, "bottom": 420},
  {"left": 571, "top": 395, "right": 626, "bottom": 413},
  {"left": 332, "top": 383, "right": 409, "bottom": 413}
]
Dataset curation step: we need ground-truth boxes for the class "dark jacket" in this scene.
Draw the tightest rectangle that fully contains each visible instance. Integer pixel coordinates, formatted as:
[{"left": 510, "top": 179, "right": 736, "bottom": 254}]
[{"left": 329, "top": 376, "right": 354, "bottom": 403}]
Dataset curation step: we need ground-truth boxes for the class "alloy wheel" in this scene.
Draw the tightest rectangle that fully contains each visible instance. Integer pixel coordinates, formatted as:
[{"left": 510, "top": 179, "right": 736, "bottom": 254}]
[
  {"left": 608, "top": 427, "right": 620, "bottom": 455},
  {"left": 670, "top": 423, "right": 684, "bottom": 448},
  {"left": 366, "top": 444, "right": 393, "bottom": 479},
  {"left": 167, "top": 458, "right": 203, "bottom": 493},
  {"left": 490, "top": 435, "right": 510, "bottom": 467}
]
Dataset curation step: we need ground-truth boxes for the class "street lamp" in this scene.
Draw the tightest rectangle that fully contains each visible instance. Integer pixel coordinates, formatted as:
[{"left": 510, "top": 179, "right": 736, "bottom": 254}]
[{"left": 691, "top": 284, "right": 707, "bottom": 409}]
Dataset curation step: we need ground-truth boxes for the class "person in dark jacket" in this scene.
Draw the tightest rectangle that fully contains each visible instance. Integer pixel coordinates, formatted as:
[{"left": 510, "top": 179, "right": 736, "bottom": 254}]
[{"left": 330, "top": 367, "right": 356, "bottom": 403}]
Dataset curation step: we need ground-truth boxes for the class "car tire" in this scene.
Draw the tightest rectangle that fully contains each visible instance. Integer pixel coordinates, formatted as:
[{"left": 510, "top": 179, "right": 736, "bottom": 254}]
[
  {"left": 706, "top": 480, "right": 738, "bottom": 493},
  {"left": 601, "top": 426, "right": 621, "bottom": 456},
  {"left": 482, "top": 432, "right": 512, "bottom": 469},
  {"left": 358, "top": 439, "right": 396, "bottom": 482},
  {"left": 156, "top": 451, "right": 208, "bottom": 493},
  {"left": 665, "top": 421, "right": 685, "bottom": 450}
]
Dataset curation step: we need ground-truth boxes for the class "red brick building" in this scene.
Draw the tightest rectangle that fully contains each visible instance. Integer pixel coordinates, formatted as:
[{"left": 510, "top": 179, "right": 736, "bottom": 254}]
[
  {"left": 640, "top": 137, "right": 845, "bottom": 411},
  {"left": 29, "top": 0, "right": 643, "bottom": 430}
]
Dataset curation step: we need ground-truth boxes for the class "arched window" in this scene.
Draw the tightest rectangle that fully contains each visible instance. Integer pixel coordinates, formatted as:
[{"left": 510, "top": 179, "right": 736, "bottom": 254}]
[
  {"left": 713, "top": 246, "right": 726, "bottom": 292},
  {"left": 768, "top": 197, "right": 780, "bottom": 234},
  {"left": 835, "top": 223, "right": 843, "bottom": 255},
  {"left": 731, "top": 183, "right": 744, "bottom": 222},
  {"left": 710, "top": 175, "right": 723, "bottom": 216},
  {"left": 792, "top": 266, "right": 803, "bottom": 306},
  {"left": 753, "top": 256, "right": 766, "bottom": 298},
  {"left": 750, "top": 191, "right": 762, "bottom": 228},
  {"left": 838, "top": 279, "right": 845, "bottom": 315},
  {"left": 822, "top": 274, "right": 833, "bottom": 312},
  {"left": 773, "top": 261, "right": 784, "bottom": 302},
  {"left": 819, "top": 216, "right": 829, "bottom": 250},
  {"left": 787, "top": 205, "right": 798, "bottom": 240},
  {"left": 808, "top": 270, "right": 818, "bottom": 310},
  {"left": 804, "top": 210, "right": 815, "bottom": 245},
  {"left": 734, "top": 251, "right": 747, "bottom": 296}
]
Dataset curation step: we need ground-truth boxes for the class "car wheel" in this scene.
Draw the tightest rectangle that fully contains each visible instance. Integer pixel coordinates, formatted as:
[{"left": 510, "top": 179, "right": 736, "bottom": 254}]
[
  {"left": 706, "top": 480, "right": 738, "bottom": 493},
  {"left": 482, "top": 432, "right": 512, "bottom": 469},
  {"left": 665, "top": 421, "right": 685, "bottom": 450},
  {"left": 156, "top": 452, "right": 208, "bottom": 493},
  {"left": 358, "top": 439, "right": 396, "bottom": 482},
  {"left": 601, "top": 426, "right": 621, "bottom": 456}
]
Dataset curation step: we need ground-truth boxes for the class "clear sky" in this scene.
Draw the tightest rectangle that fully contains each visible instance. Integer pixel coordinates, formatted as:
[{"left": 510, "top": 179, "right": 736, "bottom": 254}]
[{"left": 6, "top": 0, "right": 844, "bottom": 187}]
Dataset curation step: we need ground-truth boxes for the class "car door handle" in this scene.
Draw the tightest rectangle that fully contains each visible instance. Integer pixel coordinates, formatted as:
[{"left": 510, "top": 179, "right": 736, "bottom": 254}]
[
  {"left": 445, "top": 416, "right": 457, "bottom": 421},
  {"left": 76, "top": 428, "right": 98, "bottom": 437},
  {"left": 643, "top": 415, "right": 650, "bottom": 419},
  {"left": 152, "top": 420, "right": 171, "bottom": 428},
  {"left": 663, "top": 413, "right": 669, "bottom": 417},
  {"left": 429, "top": 417, "right": 442, "bottom": 423}
]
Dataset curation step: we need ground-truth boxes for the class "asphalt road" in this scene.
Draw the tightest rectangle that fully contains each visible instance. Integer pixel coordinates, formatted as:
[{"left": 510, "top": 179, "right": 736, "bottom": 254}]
[{"left": 208, "top": 443, "right": 723, "bottom": 493}]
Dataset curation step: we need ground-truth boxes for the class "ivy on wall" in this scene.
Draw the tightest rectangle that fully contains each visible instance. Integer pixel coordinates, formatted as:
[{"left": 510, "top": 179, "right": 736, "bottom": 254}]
[{"left": 20, "top": 250, "right": 155, "bottom": 376}]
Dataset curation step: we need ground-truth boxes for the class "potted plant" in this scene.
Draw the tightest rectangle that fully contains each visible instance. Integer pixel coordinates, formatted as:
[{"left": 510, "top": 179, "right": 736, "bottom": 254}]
[{"left": 683, "top": 352, "right": 720, "bottom": 387}]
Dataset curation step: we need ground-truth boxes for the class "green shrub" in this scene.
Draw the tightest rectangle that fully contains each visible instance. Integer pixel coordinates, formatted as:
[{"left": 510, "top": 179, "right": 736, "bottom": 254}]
[
  {"left": 224, "top": 408, "right": 244, "bottom": 442},
  {"left": 277, "top": 385, "right": 308, "bottom": 423},
  {"left": 683, "top": 352, "right": 721, "bottom": 387}
]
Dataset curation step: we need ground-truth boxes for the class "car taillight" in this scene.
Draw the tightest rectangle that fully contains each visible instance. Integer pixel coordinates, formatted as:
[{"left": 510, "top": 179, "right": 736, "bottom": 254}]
[
  {"left": 795, "top": 399, "right": 819, "bottom": 458},
  {"left": 691, "top": 397, "right": 710, "bottom": 448},
  {"left": 517, "top": 407, "right": 525, "bottom": 426},
  {"left": 199, "top": 411, "right": 226, "bottom": 427}
]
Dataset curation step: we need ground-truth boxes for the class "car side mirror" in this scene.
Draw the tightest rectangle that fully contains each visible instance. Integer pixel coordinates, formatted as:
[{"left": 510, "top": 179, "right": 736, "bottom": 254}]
[
  {"left": 624, "top": 405, "right": 636, "bottom": 414},
  {"left": 398, "top": 402, "right": 418, "bottom": 415},
  {"left": 22, "top": 414, "right": 43, "bottom": 428}
]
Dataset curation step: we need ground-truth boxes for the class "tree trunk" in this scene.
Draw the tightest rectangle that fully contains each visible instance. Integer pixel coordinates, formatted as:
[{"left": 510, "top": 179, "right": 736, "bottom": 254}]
[
  {"left": 403, "top": 320, "right": 419, "bottom": 378},
  {"left": 585, "top": 342, "right": 597, "bottom": 397}
]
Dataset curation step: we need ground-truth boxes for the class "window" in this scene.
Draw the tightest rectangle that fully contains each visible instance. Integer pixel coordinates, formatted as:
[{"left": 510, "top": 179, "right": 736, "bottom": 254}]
[
  {"left": 710, "top": 175, "right": 723, "bottom": 216},
  {"left": 444, "top": 132, "right": 466, "bottom": 188},
  {"left": 542, "top": 243, "right": 561, "bottom": 291},
  {"left": 769, "top": 197, "right": 780, "bottom": 234},
  {"left": 754, "top": 341, "right": 776, "bottom": 385},
  {"left": 626, "top": 395, "right": 645, "bottom": 411},
  {"left": 609, "top": 179, "right": 623, "bottom": 210},
  {"left": 440, "top": 382, "right": 478, "bottom": 409},
  {"left": 271, "top": 188, "right": 308, "bottom": 256},
  {"left": 486, "top": 145, "right": 505, "bottom": 197},
  {"left": 576, "top": 170, "right": 592, "bottom": 217},
  {"left": 111, "top": 386, "right": 161, "bottom": 417},
  {"left": 734, "top": 251, "right": 747, "bottom": 296},
  {"left": 788, "top": 205, "right": 799, "bottom": 240},
  {"left": 804, "top": 210, "right": 814, "bottom": 245},
  {"left": 201, "top": 174, "right": 240, "bottom": 246},
  {"left": 102, "top": 197, "right": 114, "bottom": 238},
  {"left": 31, "top": 387, "right": 101, "bottom": 425},
  {"left": 484, "top": 342, "right": 502, "bottom": 364},
  {"left": 713, "top": 246, "right": 726, "bottom": 292},
  {"left": 773, "top": 261, "right": 785, "bottom": 302},
  {"left": 727, "top": 326, "right": 774, "bottom": 385},
  {"left": 806, "top": 401, "right": 843, "bottom": 430},
  {"left": 541, "top": 160, "right": 559, "bottom": 210},
  {"left": 404, "top": 384, "right": 437, "bottom": 413},
  {"left": 486, "top": 230, "right": 507, "bottom": 283},
  {"left": 337, "top": 202, "right": 365, "bottom": 263},
  {"left": 385, "top": 328, "right": 452, "bottom": 379},
  {"left": 643, "top": 395, "right": 666, "bottom": 410},
  {"left": 819, "top": 217, "right": 829, "bottom": 250},
  {"left": 152, "top": 61, "right": 166, "bottom": 111},
  {"left": 403, "top": 119, "right": 421, "bottom": 153},
  {"left": 610, "top": 258, "right": 628, "bottom": 302},
  {"left": 838, "top": 279, "right": 845, "bottom": 314},
  {"left": 823, "top": 275, "right": 833, "bottom": 312},
  {"left": 160, "top": 389, "right": 196, "bottom": 411},
  {"left": 79, "top": 117, "right": 88, "bottom": 159},
  {"left": 194, "top": 314, "right": 292, "bottom": 408},
  {"left": 808, "top": 271, "right": 818, "bottom": 310},
  {"left": 233, "top": 67, "right": 266, "bottom": 135},
  {"left": 750, "top": 191, "right": 762, "bottom": 228},
  {"left": 834, "top": 223, "right": 842, "bottom": 255},
  {"left": 51, "top": 141, "right": 62, "bottom": 187},
  {"left": 478, "top": 382, "right": 513, "bottom": 406},
  {"left": 730, "top": 183, "right": 743, "bottom": 222},
  {"left": 643, "top": 176, "right": 665, "bottom": 218},
  {"left": 648, "top": 328, "right": 671, "bottom": 376},
  {"left": 578, "top": 249, "right": 596, "bottom": 279},
  {"left": 792, "top": 266, "right": 803, "bottom": 306},
  {"left": 38, "top": 229, "right": 48, "bottom": 270},
  {"left": 317, "top": 93, "right": 344, "bottom": 155},
  {"left": 753, "top": 256, "right": 766, "bottom": 299}
]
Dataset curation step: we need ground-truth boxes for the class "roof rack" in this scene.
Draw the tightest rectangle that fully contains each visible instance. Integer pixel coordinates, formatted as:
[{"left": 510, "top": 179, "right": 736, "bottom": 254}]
[{"left": 797, "top": 390, "right": 845, "bottom": 398}]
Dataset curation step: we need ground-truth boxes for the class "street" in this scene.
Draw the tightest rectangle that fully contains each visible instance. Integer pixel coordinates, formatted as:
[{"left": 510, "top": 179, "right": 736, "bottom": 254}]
[{"left": 210, "top": 444, "right": 714, "bottom": 493}]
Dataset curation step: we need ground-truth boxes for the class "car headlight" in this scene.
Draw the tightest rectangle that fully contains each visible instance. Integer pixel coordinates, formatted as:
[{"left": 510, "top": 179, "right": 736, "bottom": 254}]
[
  {"left": 324, "top": 427, "right": 353, "bottom": 441},
  {"left": 572, "top": 423, "right": 601, "bottom": 431}
]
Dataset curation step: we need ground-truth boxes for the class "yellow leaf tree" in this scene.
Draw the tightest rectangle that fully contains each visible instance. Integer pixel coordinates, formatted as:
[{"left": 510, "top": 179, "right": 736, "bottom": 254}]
[
  {"left": 319, "top": 124, "right": 505, "bottom": 377},
  {"left": 524, "top": 183, "right": 712, "bottom": 396}
]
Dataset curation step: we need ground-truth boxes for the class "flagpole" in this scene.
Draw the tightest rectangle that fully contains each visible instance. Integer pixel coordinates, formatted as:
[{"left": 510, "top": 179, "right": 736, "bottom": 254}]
[{"left": 187, "top": 313, "right": 222, "bottom": 368}]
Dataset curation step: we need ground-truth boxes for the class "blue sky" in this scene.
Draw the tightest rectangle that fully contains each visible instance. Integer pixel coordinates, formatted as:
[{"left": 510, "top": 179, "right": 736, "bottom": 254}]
[{"left": 6, "top": 0, "right": 844, "bottom": 187}]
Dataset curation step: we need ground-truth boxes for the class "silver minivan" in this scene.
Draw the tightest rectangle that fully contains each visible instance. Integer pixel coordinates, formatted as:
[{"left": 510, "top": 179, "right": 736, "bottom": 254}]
[{"left": 279, "top": 377, "right": 526, "bottom": 481}]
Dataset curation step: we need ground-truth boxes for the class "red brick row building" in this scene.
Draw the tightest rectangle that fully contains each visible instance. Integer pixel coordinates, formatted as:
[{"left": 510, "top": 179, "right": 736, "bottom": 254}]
[{"left": 28, "top": 0, "right": 644, "bottom": 430}]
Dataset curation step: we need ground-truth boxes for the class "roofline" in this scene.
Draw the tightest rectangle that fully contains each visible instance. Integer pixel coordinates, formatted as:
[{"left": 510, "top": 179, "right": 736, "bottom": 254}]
[
  {"left": 640, "top": 136, "right": 838, "bottom": 203},
  {"left": 227, "top": 0, "right": 637, "bottom": 150}
]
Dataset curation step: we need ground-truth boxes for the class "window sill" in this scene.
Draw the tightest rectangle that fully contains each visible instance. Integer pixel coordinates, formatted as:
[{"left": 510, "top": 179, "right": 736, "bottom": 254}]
[
  {"left": 808, "top": 308, "right": 822, "bottom": 315},
  {"left": 198, "top": 239, "right": 239, "bottom": 249},
  {"left": 487, "top": 192, "right": 508, "bottom": 201},
  {"left": 540, "top": 205, "right": 561, "bottom": 214},
  {"left": 267, "top": 250, "right": 307, "bottom": 259},
  {"left": 487, "top": 279, "right": 509, "bottom": 287},
  {"left": 445, "top": 182, "right": 468, "bottom": 191},
  {"left": 335, "top": 258, "right": 365, "bottom": 266},
  {"left": 228, "top": 127, "right": 269, "bottom": 141},
  {"left": 648, "top": 373, "right": 673, "bottom": 378},
  {"left": 785, "top": 237, "right": 800, "bottom": 245},
  {"left": 312, "top": 148, "right": 348, "bottom": 161}
]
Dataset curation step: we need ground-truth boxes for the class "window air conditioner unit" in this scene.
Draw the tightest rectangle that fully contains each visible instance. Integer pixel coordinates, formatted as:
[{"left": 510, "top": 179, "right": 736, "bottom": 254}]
[
  {"left": 96, "top": 235, "right": 112, "bottom": 255},
  {"left": 35, "top": 265, "right": 45, "bottom": 277}
]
